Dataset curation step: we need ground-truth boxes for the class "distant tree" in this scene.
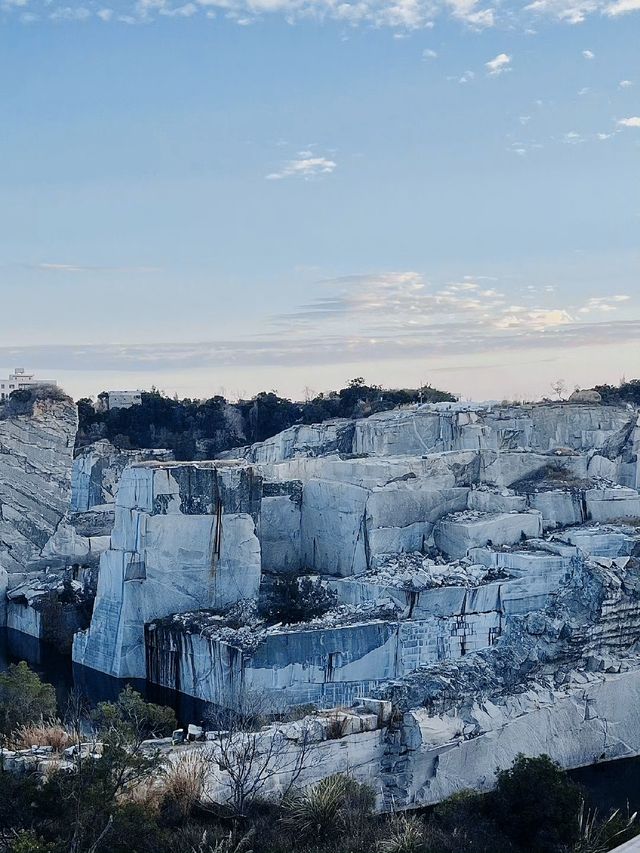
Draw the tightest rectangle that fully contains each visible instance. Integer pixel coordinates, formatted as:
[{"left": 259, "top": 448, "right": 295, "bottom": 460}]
[{"left": 550, "top": 379, "right": 567, "bottom": 400}]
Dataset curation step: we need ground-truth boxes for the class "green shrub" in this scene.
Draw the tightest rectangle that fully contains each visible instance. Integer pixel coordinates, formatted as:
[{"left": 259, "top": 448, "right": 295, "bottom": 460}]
[
  {"left": 281, "top": 774, "right": 374, "bottom": 841},
  {"left": 0, "top": 662, "right": 57, "bottom": 738},
  {"left": 488, "top": 754, "right": 583, "bottom": 853}
]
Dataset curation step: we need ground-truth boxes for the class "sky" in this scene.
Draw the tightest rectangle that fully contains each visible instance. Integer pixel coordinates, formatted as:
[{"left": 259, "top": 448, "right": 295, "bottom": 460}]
[{"left": 0, "top": 0, "right": 638, "bottom": 403}]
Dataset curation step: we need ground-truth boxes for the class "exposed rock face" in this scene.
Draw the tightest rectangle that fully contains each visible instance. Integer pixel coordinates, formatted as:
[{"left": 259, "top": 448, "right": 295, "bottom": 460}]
[
  {"left": 73, "top": 461, "right": 262, "bottom": 678},
  {"left": 226, "top": 402, "right": 635, "bottom": 462},
  {"left": 0, "top": 398, "right": 78, "bottom": 574},
  {"left": 570, "top": 388, "right": 603, "bottom": 404},
  {"left": 71, "top": 440, "right": 174, "bottom": 512},
  {"left": 6, "top": 571, "right": 93, "bottom": 653},
  {"left": 63, "top": 398, "right": 640, "bottom": 808}
]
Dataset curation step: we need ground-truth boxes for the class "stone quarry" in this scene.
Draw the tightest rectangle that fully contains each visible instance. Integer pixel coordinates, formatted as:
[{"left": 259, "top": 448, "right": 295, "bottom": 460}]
[{"left": 1, "top": 396, "right": 640, "bottom": 811}]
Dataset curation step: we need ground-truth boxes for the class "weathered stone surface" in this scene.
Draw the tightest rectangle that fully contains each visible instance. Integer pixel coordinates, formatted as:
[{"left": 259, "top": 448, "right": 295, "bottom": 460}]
[
  {"left": 434, "top": 511, "right": 543, "bottom": 558},
  {"left": 261, "top": 481, "right": 303, "bottom": 573},
  {"left": 65, "top": 398, "right": 640, "bottom": 809},
  {"left": 222, "top": 420, "right": 354, "bottom": 464},
  {"left": 73, "top": 462, "right": 262, "bottom": 678},
  {"left": 71, "top": 440, "right": 174, "bottom": 512},
  {"left": 0, "top": 398, "right": 78, "bottom": 574}
]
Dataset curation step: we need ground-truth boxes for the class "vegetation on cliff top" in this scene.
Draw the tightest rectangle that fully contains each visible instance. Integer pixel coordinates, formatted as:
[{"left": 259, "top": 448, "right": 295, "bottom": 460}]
[{"left": 75, "top": 378, "right": 456, "bottom": 459}]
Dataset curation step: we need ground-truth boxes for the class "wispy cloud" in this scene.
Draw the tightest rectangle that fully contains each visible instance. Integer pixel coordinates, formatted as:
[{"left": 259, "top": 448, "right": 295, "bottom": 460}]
[
  {"left": 6, "top": 0, "right": 639, "bottom": 28},
  {"left": 33, "top": 262, "right": 162, "bottom": 273},
  {"left": 266, "top": 153, "right": 337, "bottom": 181},
  {"left": 582, "top": 48, "right": 595, "bottom": 59},
  {"left": 606, "top": 0, "right": 640, "bottom": 15},
  {"left": 486, "top": 53, "right": 511, "bottom": 76},
  {"left": 2, "top": 273, "right": 636, "bottom": 374},
  {"left": 579, "top": 295, "right": 631, "bottom": 313}
]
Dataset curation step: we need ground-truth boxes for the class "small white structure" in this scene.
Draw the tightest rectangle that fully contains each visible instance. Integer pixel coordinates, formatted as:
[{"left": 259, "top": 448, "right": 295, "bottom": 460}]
[
  {"left": 99, "top": 390, "right": 143, "bottom": 411},
  {"left": 0, "top": 368, "right": 57, "bottom": 401}
]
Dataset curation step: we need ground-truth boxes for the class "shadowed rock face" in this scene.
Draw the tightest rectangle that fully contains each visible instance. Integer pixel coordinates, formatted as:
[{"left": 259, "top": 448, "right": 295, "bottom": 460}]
[{"left": 0, "top": 398, "right": 78, "bottom": 574}]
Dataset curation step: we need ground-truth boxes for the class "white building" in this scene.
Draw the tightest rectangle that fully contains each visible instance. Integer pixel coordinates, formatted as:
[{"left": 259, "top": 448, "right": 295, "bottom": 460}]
[
  {"left": 99, "top": 390, "right": 143, "bottom": 411},
  {"left": 0, "top": 368, "right": 58, "bottom": 402}
]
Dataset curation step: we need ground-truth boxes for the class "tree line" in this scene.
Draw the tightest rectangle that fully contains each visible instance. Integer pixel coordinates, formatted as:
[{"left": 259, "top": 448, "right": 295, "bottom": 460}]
[{"left": 76, "top": 379, "right": 456, "bottom": 459}]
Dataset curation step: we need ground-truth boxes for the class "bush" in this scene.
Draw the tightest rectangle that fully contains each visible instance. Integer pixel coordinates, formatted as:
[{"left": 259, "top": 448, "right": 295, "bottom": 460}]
[
  {"left": 281, "top": 774, "right": 374, "bottom": 841},
  {"left": 93, "top": 685, "right": 177, "bottom": 741},
  {"left": 260, "top": 575, "right": 337, "bottom": 625},
  {"left": 488, "top": 754, "right": 583, "bottom": 852},
  {"left": 0, "top": 662, "right": 57, "bottom": 738}
]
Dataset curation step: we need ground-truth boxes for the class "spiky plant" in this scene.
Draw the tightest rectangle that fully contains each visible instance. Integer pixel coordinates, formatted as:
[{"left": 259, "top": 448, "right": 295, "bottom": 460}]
[
  {"left": 573, "top": 799, "right": 638, "bottom": 853},
  {"left": 378, "top": 814, "right": 425, "bottom": 853},
  {"left": 281, "top": 773, "right": 358, "bottom": 839}
]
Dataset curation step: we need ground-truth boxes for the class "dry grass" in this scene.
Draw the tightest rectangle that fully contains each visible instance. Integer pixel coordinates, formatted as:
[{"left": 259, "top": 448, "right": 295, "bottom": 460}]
[
  {"left": 161, "top": 751, "right": 209, "bottom": 819},
  {"left": 12, "top": 720, "right": 74, "bottom": 752}
]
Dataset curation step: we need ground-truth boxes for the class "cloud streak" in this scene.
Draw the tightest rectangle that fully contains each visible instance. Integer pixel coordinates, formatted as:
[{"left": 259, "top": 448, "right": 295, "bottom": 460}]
[
  {"left": 266, "top": 154, "right": 337, "bottom": 181},
  {"left": 5, "top": 0, "right": 640, "bottom": 28}
]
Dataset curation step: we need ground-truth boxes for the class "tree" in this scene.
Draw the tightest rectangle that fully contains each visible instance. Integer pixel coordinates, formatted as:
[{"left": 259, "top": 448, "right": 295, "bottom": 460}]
[
  {"left": 551, "top": 379, "right": 567, "bottom": 400},
  {"left": 489, "top": 754, "right": 583, "bottom": 852},
  {"left": 204, "top": 692, "right": 317, "bottom": 821},
  {"left": 42, "top": 688, "right": 175, "bottom": 853},
  {"left": 0, "top": 662, "right": 57, "bottom": 739}
]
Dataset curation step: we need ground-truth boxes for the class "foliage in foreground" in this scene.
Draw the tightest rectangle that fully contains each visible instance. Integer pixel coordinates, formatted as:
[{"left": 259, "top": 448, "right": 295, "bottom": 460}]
[{"left": 0, "top": 666, "right": 637, "bottom": 853}]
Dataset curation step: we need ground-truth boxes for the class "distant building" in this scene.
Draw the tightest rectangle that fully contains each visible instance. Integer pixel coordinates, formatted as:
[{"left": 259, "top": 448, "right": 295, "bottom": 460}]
[
  {"left": 98, "top": 390, "right": 143, "bottom": 411},
  {"left": 0, "top": 368, "right": 58, "bottom": 402}
]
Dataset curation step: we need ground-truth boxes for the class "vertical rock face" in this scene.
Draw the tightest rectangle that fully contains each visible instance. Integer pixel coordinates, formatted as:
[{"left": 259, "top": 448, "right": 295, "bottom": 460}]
[
  {"left": 0, "top": 398, "right": 78, "bottom": 574},
  {"left": 71, "top": 440, "right": 174, "bottom": 512},
  {"left": 73, "top": 461, "right": 262, "bottom": 679}
]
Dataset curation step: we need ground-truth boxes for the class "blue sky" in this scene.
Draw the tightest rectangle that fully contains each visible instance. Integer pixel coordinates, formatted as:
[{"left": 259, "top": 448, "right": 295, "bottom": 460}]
[{"left": 0, "top": 1, "right": 638, "bottom": 401}]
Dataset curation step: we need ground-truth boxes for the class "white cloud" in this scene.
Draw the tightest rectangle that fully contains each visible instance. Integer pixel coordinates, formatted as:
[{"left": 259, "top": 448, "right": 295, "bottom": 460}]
[
  {"left": 606, "top": 0, "right": 640, "bottom": 15},
  {"left": 266, "top": 154, "right": 337, "bottom": 180},
  {"left": 524, "top": 0, "right": 601, "bottom": 25},
  {"left": 579, "top": 295, "right": 631, "bottom": 313},
  {"left": 563, "top": 131, "right": 584, "bottom": 143},
  {"left": 494, "top": 308, "right": 573, "bottom": 330},
  {"left": 582, "top": 48, "right": 594, "bottom": 59},
  {"left": 486, "top": 53, "right": 511, "bottom": 76},
  {"left": 422, "top": 48, "right": 438, "bottom": 59},
  {"left": 618, "top": 116, "right": 640, "bottom": 127},
  {"left": 446, "top": 0, "right": 495, "bottom": 28},
  {"left": 49, "top": 5, "right": 91, "bottom": 18},
  {"left": 620, "top": 80, "right": 634, "bottom": 88}
]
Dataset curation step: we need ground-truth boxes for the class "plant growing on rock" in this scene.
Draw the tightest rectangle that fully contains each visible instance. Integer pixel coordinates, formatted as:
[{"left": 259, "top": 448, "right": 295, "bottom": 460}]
[
  {"left": 203, "top": 692, "right": 317, "bottom": 821},
  {"left": 259, "top": 575, "right": 337, "bottom": 625}
]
